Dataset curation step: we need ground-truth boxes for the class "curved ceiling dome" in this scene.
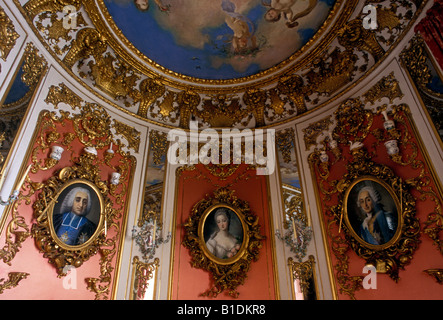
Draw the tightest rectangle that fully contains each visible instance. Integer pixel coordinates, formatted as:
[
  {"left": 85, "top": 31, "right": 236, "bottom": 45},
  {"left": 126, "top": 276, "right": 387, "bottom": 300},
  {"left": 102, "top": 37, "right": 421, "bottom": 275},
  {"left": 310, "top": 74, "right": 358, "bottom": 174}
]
[
  {"left": 21, "top": 0, "right": 425, "bottom": 129},
  {"left": 102, "top": 0, "right": 337, "bottom": 82}
]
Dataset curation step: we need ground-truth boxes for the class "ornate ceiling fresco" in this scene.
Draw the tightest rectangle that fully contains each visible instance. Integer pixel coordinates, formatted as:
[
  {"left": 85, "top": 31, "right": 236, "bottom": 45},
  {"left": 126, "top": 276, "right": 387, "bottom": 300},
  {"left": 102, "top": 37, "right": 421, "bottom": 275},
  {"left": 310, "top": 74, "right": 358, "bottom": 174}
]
[
  {"left": 103, "top": 0, "right": 336, "bottom": 80},
  {"left": 19, "top": 0, "right": 426, "bottom": 129}
]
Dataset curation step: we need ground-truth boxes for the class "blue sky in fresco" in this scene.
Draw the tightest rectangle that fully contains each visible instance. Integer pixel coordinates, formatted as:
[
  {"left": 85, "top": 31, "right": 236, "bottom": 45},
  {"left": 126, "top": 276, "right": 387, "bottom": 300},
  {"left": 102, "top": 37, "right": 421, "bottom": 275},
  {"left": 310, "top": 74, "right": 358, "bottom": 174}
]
[{"left": 104, "top": 0, "right": 336, "bottom": 80}]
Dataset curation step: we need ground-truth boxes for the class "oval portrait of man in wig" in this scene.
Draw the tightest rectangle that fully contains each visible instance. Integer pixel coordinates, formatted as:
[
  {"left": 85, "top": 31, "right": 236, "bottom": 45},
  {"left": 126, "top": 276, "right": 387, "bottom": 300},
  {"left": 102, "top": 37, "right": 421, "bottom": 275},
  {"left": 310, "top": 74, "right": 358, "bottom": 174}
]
[
  {"left": 50, "top": 180, "right": 103, "bottom": 248},
  {"left": 344, "top": 176, "right": 400, "bottom": 248}
]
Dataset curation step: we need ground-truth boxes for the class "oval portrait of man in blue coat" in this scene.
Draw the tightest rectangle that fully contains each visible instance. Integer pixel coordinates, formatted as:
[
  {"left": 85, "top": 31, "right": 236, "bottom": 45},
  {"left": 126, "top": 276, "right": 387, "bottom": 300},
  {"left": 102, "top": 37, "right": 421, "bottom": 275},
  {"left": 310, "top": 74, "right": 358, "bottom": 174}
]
[
  {"left": 51, "top": 180, "right": 103, "bottom": 247},
  {"left": 344, "top": 177, "right": 400, "bottom": 248}
]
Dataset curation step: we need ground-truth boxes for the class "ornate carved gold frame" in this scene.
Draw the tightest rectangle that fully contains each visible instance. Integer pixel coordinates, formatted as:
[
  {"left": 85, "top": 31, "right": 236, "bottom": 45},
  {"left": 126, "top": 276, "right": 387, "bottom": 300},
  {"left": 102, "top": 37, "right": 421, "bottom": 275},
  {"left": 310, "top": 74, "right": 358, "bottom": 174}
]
[
  {"left": 46, "top": 178, "right": 105, "bottom": 251},
  {"left": 342, "top": 175, "right": 403, "bottom": 252},
  {"left": 334, "top": 143, "right": 420, "bottom": 282},
  {"left": 32, "top": 151, "right": 113, "bottom": 276},
  {"left": 182, "top": 187, "right": 265, "bottom": 298}
]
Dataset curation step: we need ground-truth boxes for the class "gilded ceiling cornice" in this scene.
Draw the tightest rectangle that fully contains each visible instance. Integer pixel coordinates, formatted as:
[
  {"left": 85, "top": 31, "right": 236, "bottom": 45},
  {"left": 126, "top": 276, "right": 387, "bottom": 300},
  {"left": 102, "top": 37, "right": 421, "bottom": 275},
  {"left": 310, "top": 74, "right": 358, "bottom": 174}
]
[
  {"left": 90, "top": 0, "right": 351, "bottom": 91},
  {"left": 14, "top": 0, "right": 428, "bottom": 129}
]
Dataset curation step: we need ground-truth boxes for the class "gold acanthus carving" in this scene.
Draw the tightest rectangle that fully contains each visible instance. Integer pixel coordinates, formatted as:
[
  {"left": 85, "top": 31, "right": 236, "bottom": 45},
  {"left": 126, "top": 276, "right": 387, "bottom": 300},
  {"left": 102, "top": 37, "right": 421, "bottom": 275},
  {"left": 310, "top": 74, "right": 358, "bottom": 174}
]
[
  {"left": 149, "top": 130, "right": 168, "bottom": 166},
  {"left": 63, "top": 28, "right": 107, "bottom": 69},
  {"left": 276, "top": 75, "right": 306, "bottom": 114},
  {"left": 363, "top": 72, "right": 404, "bottom": 105},
  {"left": 112, "top": 119, "right": 141, "bottom": 153},
  {"left": 0, "top": 272, "right": 29, "bottom": 294},
  {"left": 0, "top": 5, "right": 20, "bottom": 62},
  {"left": 288, "top": 255, "right": 316, "bottom": 298},
  {"left": 196, "top": 95, "right": 250, "bottom": 128},
  {"left": 87, "top": 52, "right": 140, "bottom": 102},
  {"left": 177, "top": 90, "right": 201, "bottom": 129},
  {"left": 302, "top": 115, "right": 333, "bottom": 151},
  {"left": 23, "top": 0, "right": 82, "bottom": 19},
  {"left": 131, "top": 256, "right": 159, "bottom": 300},
  {"left": 138, "top": 184, "right": 162, "bottom": 228},
  {"left": 44, "top": 82, "right": 83, "bottom": 110},
  {"left": 276, "top": 128, "right": 295, "bottom": 164},
  {"left": 337, "top": 19, "right": 385, "bottom": 62},
  {"left": 243, "top": 88, "right": 267, "bottom": 127},
  {"left": 136, "top": 78, "right": 166, "bottom": 118},
  {"left": 21, "top": 42, "right": 48, "bottom": 88},
  {"left": 303, "top": 48, "right": 360, "bottom": 99},
  {"left": 423, "top": 269, "right": 443, "bottom": 285}
]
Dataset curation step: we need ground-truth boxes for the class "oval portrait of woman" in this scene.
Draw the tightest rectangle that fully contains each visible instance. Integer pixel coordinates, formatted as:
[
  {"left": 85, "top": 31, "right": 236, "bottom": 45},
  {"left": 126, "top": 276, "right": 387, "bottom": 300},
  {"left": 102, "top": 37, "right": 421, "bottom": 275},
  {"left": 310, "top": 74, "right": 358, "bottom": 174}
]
[
  {"left": 201, "top": 205, "right": 245, "bottom": 263},
  {"left": 344, "top": 177, "right": 400, "bottom": 248},
  {"left": 50, "top": 180, "right": 103, "bottom": 248}
]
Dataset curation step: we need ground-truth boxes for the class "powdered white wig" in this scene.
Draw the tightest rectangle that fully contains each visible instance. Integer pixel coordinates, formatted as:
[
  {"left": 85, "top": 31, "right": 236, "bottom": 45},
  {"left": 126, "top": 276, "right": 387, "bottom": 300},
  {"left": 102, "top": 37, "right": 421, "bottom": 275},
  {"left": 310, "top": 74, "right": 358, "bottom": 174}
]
[
  {"left": 59, "top": 187, "right": 92, "bottom": 216},
  {"left": 356, "top": 186, "right": 381, "bottom": 207},
  {"left": 214, "top": 208, "right": 230, "bottom": 223}
]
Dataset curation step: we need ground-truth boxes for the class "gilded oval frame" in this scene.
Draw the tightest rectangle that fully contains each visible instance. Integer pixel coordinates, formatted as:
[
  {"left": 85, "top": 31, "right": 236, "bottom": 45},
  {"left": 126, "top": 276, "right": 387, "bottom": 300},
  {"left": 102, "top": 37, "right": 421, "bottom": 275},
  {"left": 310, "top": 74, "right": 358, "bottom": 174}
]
[
  {"left": 47, "top": 178, "right": 105, "bottom": 251},
  {"left": 182, "top": 187, "right": 264, "bottom": 298},
  {"left": 198, "top": 203, "right": 249, "bottom": 266},
  {"left": 343, "top": 176, "right": 402, "bottom": 251}
]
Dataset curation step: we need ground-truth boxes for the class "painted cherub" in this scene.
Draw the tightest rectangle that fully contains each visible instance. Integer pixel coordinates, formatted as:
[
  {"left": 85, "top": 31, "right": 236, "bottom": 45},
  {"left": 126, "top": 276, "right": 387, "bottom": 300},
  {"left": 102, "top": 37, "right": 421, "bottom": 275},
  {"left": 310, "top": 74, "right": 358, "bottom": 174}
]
[
  {"left": 222, "top": 0, "right": 257, "bottom": 55},
  {"left": 134, "top": 0, "right": 170, "bottom": 13},
  {"left": 262, "top": 0, "right": 318, "bottom": 28}
]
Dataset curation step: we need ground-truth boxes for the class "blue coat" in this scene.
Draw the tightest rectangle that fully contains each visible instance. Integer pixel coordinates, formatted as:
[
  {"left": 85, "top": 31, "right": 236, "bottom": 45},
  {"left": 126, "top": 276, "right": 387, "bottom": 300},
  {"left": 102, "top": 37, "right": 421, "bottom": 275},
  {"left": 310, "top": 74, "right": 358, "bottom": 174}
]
[
  {"left": 53, "top": 212, "right": 96, "bottom": 246},
  {"left": 359, "top": 211, "right": 394, "bottom": 245}
]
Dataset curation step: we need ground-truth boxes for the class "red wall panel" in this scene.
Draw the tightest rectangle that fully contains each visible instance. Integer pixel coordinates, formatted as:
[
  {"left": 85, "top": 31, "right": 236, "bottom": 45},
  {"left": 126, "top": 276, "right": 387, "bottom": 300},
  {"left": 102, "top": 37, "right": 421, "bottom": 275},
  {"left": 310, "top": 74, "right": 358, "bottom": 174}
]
[
  {"left": 170, "top": 164, "right": 276, "bottom": 300},
  {"left": 312, "top": 107, "right": 443, "bottom": 300},
  {"left": 0, "top": 111, "right": 134, "bottom": 299}
]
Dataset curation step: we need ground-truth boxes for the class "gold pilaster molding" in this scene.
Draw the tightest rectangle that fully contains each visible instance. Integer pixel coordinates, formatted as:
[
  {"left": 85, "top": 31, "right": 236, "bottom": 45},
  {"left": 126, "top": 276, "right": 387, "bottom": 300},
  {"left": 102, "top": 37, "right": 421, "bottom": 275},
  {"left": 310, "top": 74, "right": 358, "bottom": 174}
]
[{"left": 288, "top": 255, "right": 316, "bottom": 299}]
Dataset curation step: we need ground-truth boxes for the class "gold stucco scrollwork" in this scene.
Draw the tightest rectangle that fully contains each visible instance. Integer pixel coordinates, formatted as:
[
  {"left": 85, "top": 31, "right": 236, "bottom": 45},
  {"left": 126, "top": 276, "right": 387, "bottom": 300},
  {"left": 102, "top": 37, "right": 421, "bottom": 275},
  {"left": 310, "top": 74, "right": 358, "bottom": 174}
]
[
  {"left": 21, "top": 43, "right": 48, "bottom": 87},
  {"left": 23, "top": 0, "right": 82, "bottom": 20},
  {"left": 243, "top": 88, "right": 267, "bottom": 127},
  {"left": 362, "top": 72, "right": 404, "bottom": 105},
  {"left": 45, "top": 83, "right": 83, "bottom": 110},
  {"left": 177, "top": 90, "right": 200, "bottom": 129},
  {"left": 0, "top": 5, "right": 19, "bottom": 62},
  {"left": 112, "top": 119, "right": 141, "bottom": 153},
  {"left": 333, "top": 98, "right": 373, "bottom": 144},
  {"left": 288, "top": 255, "right": 316, "bottom": 299},
  {"left": 136, "top": 77, "right": 166, "bottom": 118},
  {"left": 337, "top": 19, "right": 384, "bottom": 62},
  {"left": 0, "top": 202, "right": 31, "bottom": 266},
  {"left": 277, "top": 74, "right": 306, "bottom": 114},
  {"left": 423, "top": 269, "right": 443, "bottom": 284},
  {"left": 63, "top": 28, "right": 107, "bottom": 69},
  {"left": 196, "top": 95, "right": 251, "bottom": 128},
  {"left": 72, "top": 103, "right": 112, "bottom": 149},
  {"left": 0, "top": 272, "right": 29, "bottom": 294},
  {"left": 302, "top": 115, "right": 333, "bottom": 150},
  {"left": 182, "top": 187, "right": 265, "bottom": 298},
  {"left": 130, "top": 256, "right": 159, "bottom": 300}
]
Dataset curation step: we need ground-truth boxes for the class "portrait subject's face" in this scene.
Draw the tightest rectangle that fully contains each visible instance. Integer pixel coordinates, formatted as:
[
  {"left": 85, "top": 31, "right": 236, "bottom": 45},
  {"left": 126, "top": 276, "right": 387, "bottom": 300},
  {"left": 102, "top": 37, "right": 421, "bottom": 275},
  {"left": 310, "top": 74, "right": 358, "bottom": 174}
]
[
  {"left": 216, "top": 214, "right": 228, "bottom": 232},
  {"left": 358, "top": 190, "right": 374, "bottom": 215},
  {"left": 72, "top": 191, "right": 89, "bottom": 216}
]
